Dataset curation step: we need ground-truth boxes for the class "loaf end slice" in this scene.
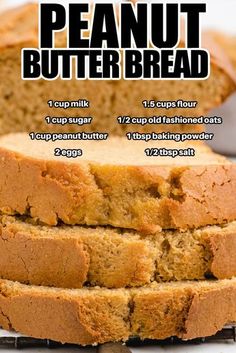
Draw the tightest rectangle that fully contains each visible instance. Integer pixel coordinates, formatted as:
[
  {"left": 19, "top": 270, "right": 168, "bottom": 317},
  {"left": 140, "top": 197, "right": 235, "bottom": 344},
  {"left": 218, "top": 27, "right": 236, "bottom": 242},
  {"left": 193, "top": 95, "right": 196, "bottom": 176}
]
[
  {"left": 1, "top": 279, "right": 236, "bottom": 344},
  {"left": 1, "top": 216, "right": 236, "bottom": 288},
  {"left": 0, "top": 134, "right": 236, "bottom": 233}
]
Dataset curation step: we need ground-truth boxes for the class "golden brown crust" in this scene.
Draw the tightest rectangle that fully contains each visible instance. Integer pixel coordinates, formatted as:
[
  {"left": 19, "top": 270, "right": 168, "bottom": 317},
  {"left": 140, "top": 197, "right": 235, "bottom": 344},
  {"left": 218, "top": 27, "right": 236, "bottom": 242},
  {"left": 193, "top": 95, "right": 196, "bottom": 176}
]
[
  {"left": 0, "top": 135, "right": 235, "bottom": 232},
  {"left": 183, "top": 285, "right": 236, "bottom": 339},
  {"left": 1, "top": 279, "right": 236, "bottom": 344},
  {"left": 0, "top": 219, "right": 90, "bottom": 288},
  {"left": 0, "top": 216, "right": 155, "bottom": 288},
  {"left": 0, "top": 282, "right": 130, "bottom": 345},
  {"left": 1, "top": 216, "right": 236, "bottom": 288},
  {"left": 208, "top": 228, "right": 236, "bottom": 279},
  {"left": 163, "top": 165, "right": 236, "bottom": 229}
]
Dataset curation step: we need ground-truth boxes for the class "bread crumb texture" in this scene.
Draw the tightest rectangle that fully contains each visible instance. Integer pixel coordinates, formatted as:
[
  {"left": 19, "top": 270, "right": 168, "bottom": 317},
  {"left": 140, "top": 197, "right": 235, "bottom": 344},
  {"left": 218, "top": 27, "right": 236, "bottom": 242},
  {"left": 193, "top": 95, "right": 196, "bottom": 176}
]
[
  {"left": 0, "top": 5, "right": 235, "bottom": 135},
  {"left": 0, "top": 279, "right": 236, "bottom": 345},
  {"left": 1, "top": 215, "right": 236, "bottom": 288}
]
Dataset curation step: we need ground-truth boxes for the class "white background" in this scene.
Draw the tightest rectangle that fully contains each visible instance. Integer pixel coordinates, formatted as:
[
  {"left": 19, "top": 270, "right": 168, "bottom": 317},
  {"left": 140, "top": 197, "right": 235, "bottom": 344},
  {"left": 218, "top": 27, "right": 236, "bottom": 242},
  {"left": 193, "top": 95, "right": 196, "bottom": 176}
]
[{"left": 0, "top": 1, "right": 236, "bottom": 352}]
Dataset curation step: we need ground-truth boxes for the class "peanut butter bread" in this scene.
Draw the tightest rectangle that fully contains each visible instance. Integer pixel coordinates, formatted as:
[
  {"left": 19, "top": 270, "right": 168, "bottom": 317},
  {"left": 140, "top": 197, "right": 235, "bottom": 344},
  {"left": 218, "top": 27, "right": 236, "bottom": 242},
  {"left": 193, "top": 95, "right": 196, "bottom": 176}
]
[
  {"left": 1, "top": 278, "right": 236, "bottom": 344},
  {"left": 0, "top": 4, "right": 235, "bottom": 135},
  {"left": 1, "top": 215, "right": 236, "bottom": 288},
  {"left": 0, "top": 133, "right": 236, "bottom": 233}
]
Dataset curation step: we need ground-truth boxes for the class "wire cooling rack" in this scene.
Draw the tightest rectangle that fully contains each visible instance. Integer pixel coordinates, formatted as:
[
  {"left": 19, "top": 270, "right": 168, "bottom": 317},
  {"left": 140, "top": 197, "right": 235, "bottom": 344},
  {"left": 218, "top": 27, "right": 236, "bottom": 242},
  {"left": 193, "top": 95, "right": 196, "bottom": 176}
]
[{"left": 0, "top": 325, "right": 235, "bottom": 351}]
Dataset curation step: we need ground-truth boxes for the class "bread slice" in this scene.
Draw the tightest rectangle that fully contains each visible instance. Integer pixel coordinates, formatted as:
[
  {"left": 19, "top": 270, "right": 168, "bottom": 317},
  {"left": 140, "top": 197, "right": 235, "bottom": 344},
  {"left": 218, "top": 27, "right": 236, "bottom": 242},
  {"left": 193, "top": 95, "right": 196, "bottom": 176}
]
[
  {"left": 209, "top": 31, "right": 236, "bottom": 70},
  {"left": 0, "top": 278, "right": 236, "bottom": 345},
  {"left": 1, "top": 215, "right": 236, "bottom": 288},
  {"left": 0, "top": 4, "right": 235, "bottom": 136},
  {"left": 0, "top": 133, "right": 236, "bottom": 233}
]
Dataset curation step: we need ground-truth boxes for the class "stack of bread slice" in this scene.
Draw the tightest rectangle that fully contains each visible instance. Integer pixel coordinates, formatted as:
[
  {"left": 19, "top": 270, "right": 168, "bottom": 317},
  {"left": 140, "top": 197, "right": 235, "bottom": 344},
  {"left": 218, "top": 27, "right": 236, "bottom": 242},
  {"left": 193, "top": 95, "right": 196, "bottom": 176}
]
[
  {"left": 1, "top": 2, "right": 236, "bottom": 347},
  {"left": 0, "top": 135, "right": 236, "bottom": 345}
]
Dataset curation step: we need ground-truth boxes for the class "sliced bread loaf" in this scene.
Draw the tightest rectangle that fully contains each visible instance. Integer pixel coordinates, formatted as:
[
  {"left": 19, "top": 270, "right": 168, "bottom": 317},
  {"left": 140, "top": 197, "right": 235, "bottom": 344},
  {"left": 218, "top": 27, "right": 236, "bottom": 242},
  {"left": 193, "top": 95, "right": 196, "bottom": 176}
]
[
  {"left": 1, "top": 278, "right": 236, "bottom": 344},
  {"left": 0, "top": 134, "right": 235, "bottom": 233},
  {"left": 0, "top": 4, "right": 235, "bottom": 135},
  {"left": 1, "top": 215, "right": 236, "bottom": 288}
]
